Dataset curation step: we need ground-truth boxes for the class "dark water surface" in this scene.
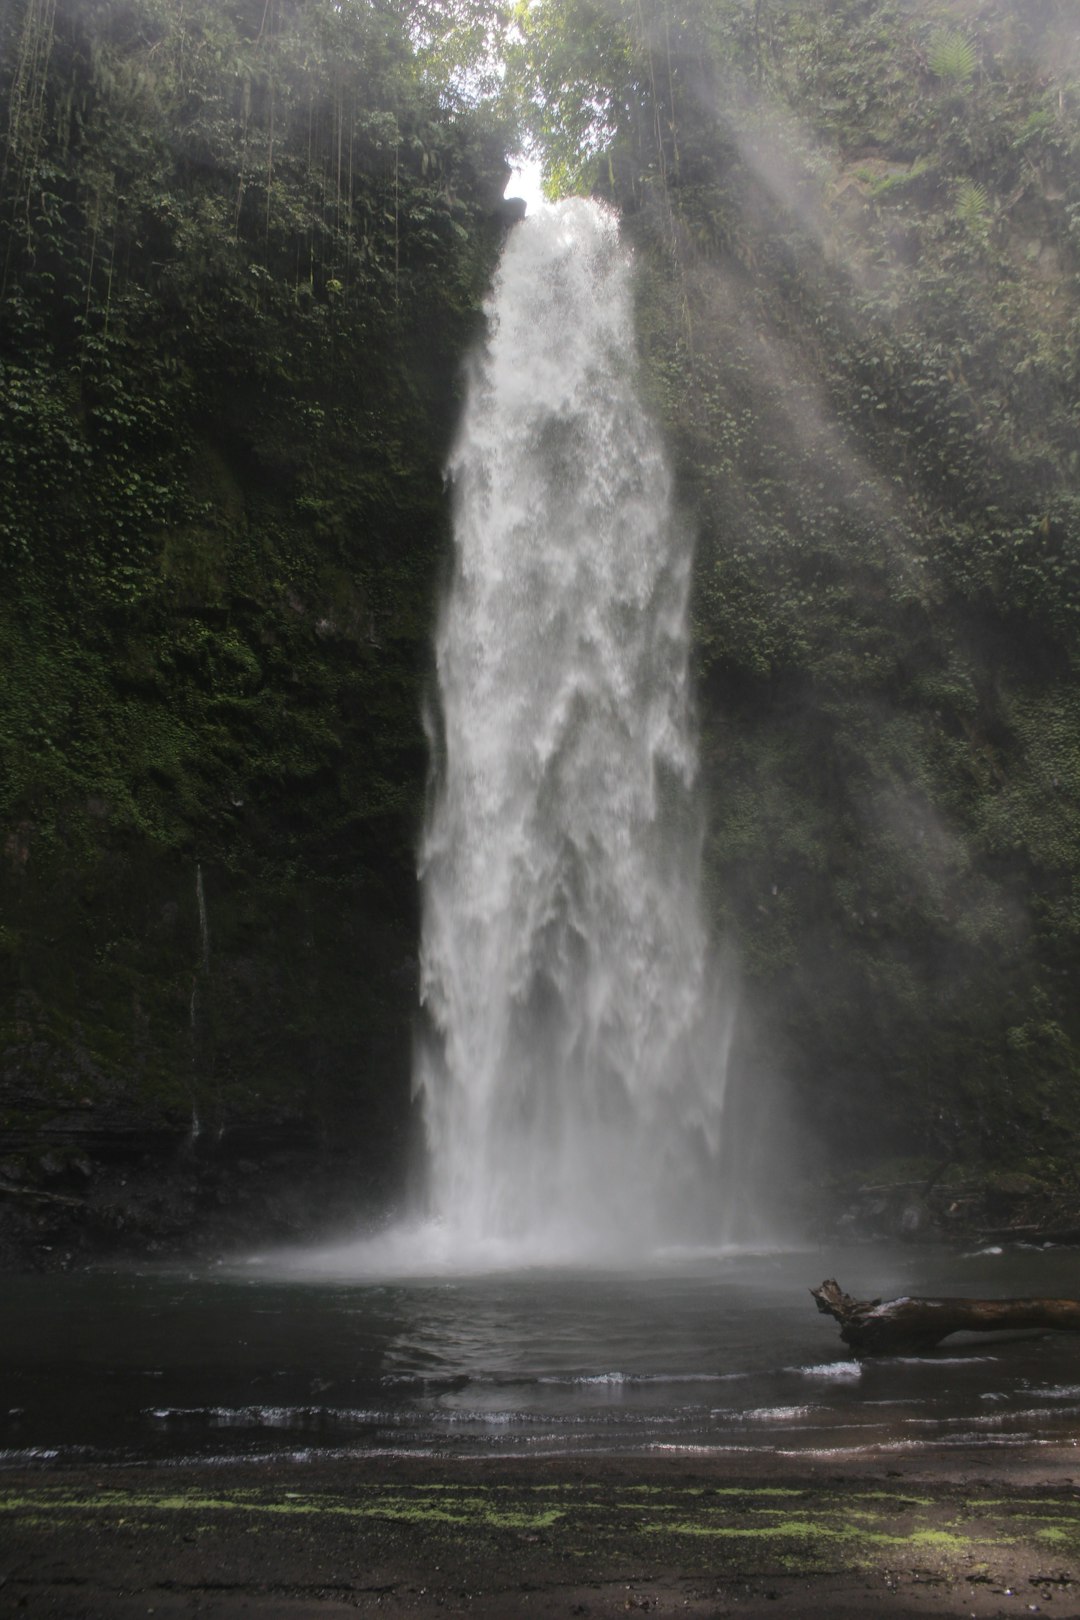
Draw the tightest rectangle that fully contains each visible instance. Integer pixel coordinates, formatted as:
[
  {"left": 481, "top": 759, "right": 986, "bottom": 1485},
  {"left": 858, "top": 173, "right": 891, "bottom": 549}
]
[{"left": 3, "top": 1244, "right": 1078, "bottom": 1468}]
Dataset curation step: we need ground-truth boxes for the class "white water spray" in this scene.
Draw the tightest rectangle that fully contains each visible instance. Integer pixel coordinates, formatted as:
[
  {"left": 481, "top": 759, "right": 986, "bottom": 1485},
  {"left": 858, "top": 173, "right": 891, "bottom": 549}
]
[{"left": 410, "top": 200, "right": 734, "bottom": 1265}]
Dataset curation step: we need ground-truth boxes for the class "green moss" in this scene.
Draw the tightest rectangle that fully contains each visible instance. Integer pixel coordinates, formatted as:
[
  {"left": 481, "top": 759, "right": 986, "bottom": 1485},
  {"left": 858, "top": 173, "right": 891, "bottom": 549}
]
[
  {"left": 1035, "top": 1527, "right": 1080, "bottom": 1546},
  {"left": 857, "top": 1528, "right": 974, "bottom": 1552},
  {"left": 591, "top": 0, "right": 1080, "bottom": 1169},
  {"left": 0, "top": 0, "right": 517, "bottom": 1152},
  {"left": 644, "top": 1517, "right": 840, "bottom": 1540}
]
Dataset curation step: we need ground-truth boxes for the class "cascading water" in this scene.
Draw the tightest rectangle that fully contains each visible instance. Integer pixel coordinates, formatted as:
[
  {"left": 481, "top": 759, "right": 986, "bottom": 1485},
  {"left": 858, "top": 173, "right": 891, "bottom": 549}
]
[{"left": 412, "top": 199, "right": 735, "bottom": 1265}]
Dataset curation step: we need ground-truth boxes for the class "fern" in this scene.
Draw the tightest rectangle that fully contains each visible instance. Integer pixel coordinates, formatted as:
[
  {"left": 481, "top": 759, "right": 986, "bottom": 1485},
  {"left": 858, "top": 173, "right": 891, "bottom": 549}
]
[
  {"left": 955, "top": 178, "right": 991, "bottom": 241},
  {"left": 955, "top": 178, "right": 989, "bottom": 221},
  {"left": 928, "top": 29, "right": 977, "bottom": 85}
]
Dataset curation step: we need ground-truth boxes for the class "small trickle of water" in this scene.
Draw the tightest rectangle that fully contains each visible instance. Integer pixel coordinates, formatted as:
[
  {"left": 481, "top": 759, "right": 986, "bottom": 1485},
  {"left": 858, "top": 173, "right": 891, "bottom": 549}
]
[
  {"left": 195, "top": 862, "right": 210, "bottom": 973},
  {"left": 188, "top": 861, "right": 211, "bottom": 1143},
  {"left": 411, "top": 200, "right": 735, "bottom": 1264}
]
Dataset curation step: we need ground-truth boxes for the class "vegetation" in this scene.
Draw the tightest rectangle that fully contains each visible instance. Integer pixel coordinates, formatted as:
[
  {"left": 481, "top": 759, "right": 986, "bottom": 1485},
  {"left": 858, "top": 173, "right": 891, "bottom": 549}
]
[
  {"left": 0, "top": 0, "right": 516, "bottom": 1164},
  {"left": 521, "top": 0, "right": 1080, "bottom": 1172}
]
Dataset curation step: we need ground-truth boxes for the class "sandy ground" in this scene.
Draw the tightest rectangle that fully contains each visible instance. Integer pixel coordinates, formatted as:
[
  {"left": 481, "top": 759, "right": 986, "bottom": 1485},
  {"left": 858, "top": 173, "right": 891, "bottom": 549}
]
[{"left": 3, "top": 1445, "right": 1080, "bottom": 1618}]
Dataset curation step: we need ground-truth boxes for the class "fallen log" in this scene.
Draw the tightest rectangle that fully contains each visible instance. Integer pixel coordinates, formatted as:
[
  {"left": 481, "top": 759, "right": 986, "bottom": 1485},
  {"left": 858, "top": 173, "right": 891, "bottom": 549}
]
[{"left": 811, "top": 1277, "right": 1080, "bottom": 1357}]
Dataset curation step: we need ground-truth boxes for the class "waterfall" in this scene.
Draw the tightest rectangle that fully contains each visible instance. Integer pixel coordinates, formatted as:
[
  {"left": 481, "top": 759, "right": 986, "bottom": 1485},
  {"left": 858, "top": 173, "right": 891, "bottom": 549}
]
[{"left": 413, "top": 200, "right": 734, "bottom": 1264}]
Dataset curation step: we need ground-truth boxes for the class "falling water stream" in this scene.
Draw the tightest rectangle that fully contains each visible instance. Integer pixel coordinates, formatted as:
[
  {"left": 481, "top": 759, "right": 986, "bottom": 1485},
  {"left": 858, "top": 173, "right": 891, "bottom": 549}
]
[
  {"left": 187, "top": 861, "right": 210, "bottom": 1143},
  {"left": 410, "top": 199, "right": 732, "bottom": 1265}
]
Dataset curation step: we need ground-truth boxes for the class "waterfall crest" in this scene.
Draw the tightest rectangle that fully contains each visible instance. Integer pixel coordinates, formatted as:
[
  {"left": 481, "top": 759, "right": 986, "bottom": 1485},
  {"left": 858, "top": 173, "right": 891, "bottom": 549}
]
[{"left": 413, "top": 199, "right": 734, "bottom": 1264}]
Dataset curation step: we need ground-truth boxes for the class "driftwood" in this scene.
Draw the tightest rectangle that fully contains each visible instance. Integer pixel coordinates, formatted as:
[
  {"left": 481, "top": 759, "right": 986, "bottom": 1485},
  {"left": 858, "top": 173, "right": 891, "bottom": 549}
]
[{"left": 812, "top": 1277, "right": 1080, "bottom": 1357}]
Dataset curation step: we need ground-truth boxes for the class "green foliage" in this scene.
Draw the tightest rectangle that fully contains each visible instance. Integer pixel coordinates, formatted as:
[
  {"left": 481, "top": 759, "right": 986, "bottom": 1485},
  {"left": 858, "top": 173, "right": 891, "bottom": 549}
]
[
  {"left": 926, "top": 29, "right": 978, "bottom": 86},
  {"left": 517, "top": 0, "right": 1080, "bottom": 1166},
  {"left": 954, "top": 177, "right": 991, "bottom": 236},
  {"left": 0, "top": 0, "right": 517, "bottom": 1134}
]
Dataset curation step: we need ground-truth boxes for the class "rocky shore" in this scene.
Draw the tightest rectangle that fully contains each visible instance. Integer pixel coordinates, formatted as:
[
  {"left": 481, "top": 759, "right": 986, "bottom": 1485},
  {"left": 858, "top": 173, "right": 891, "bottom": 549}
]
[
  {"left": 3, "top": 1103, "right": 1079, "bottom": 1272},
  {"left": 3, "top": 1447, "right": 1078, "bottom": 1617},
  {"left": 0, "top": 1099, "right": 404, "bottom": 1272}
]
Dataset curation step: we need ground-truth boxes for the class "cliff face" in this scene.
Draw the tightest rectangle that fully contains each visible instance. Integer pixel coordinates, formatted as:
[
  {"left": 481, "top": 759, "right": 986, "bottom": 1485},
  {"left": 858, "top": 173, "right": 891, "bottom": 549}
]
[
  {"left": 0, "top": 0, "right": 515, "bottom": 1261},
  {"left": 534, "top": 0, "right": 1080, "bottom": 1191},
  {"left": 3, "top": 0, "right": 1079, "bottom": 1267}
]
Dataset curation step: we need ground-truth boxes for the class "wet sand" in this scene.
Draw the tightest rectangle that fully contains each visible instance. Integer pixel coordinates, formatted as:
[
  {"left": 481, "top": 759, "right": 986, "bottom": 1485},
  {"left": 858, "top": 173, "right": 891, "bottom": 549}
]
[{"left": 3, "top": 1444, "right": 1079, "bottom": 1617}]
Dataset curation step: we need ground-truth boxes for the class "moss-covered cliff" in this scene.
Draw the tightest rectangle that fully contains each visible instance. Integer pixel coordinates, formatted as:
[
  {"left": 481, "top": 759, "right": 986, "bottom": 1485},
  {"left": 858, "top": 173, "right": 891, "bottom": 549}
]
[
  {"left": 0, "top": 0, "right": 516, "bottom": 1255},
  {"left": 523, "top": 0, "right": 1080, "bottom": 1198}
]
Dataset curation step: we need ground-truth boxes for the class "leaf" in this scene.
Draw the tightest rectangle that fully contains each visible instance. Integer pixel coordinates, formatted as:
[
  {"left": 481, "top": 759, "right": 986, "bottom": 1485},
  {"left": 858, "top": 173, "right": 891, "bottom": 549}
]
[
  {"left": 927, "top": 30, "right": 977, "bottom": 86},
  {"left": 954, "top": 177, "right": 990, "bottom": 237}
]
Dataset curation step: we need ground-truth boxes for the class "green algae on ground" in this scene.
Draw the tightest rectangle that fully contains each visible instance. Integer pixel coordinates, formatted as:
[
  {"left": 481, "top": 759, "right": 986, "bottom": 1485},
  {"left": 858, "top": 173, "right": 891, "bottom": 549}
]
[
  {"left": 1035, "top": 1526, "right": 1080, "bottom": 1546},
  {"left": 1, "top": 1480, "right": 1072, "bottom": 1562},
  {"left": 620, "top": 1484, "right": 804, "bottom": 1498},
  {"left": 0, "top": 1486, "right": 567, "bottom": 1534},
  {"left": 696, "top": 1486, "right": 807, "bottom": 1499},
  {"left": 846, "top": 1492, "right": 934, "bottom": 1509},
  {"left": 6, "top": 1470, "right": 1079, "bottom": 1601},
  {"left": 351, "top": 1496, "right": 567, "bottom": 1531},
  {"left": 856, "top": 1529, "right": 974, "bottom": 1552},
  {"left": 643, "top": 1517, "right": 842, "bottom": 1540}
]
